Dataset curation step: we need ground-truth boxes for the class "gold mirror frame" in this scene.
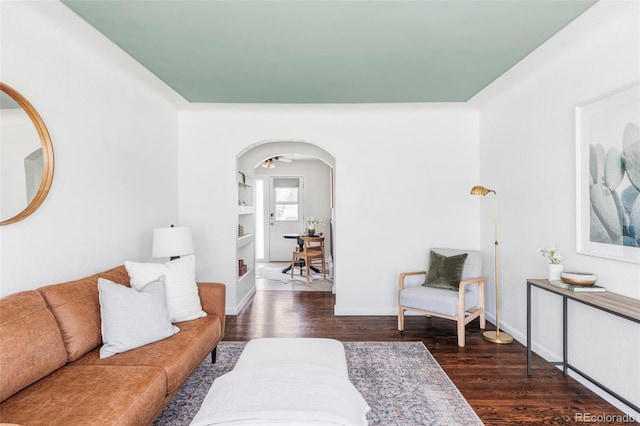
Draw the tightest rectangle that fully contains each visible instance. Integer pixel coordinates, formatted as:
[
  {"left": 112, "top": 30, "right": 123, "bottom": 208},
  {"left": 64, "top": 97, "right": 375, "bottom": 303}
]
[{"left": 0, "top": 82, "right": 55, "bottom": 225}]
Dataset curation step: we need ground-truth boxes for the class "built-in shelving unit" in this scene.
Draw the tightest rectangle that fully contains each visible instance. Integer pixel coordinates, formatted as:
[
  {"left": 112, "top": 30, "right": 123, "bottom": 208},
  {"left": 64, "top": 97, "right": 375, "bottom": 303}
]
[{"left": 237, "top": 177, "right": 255, "bottom": 289}]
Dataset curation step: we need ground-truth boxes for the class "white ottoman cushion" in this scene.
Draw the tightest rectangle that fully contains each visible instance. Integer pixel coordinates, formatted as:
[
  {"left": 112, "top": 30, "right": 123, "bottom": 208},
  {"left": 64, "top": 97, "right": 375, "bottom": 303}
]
[
  {"left": 190, "top": 338, "right": 369, "bottom": 426},
  {"left": 234, "top": 337, "right": 349, "bottom": 377}
]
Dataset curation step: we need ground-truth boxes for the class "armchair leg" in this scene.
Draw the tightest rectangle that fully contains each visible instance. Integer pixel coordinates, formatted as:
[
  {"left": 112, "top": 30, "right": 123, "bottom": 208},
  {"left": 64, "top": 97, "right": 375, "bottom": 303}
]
[
  {"left": 211, "top": 346, "right": 217, "bottom": 363},
  {"left": 457, "top": 321, "right": 466, "bottom": 347},
  {"left": 398, "top": 307, "right": 404, "bottom": 331}
]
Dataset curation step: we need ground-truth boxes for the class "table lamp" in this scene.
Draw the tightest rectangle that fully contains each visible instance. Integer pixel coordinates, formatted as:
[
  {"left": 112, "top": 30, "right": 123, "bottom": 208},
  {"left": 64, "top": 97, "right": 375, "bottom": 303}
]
[{"left": 152, "top": 225, "right": 194, "bottom": 261}]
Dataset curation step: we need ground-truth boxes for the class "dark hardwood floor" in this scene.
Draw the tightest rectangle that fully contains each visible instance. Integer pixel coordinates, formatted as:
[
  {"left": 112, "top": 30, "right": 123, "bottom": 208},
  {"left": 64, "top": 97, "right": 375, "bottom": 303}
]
[{"left": 224, "top": 291, "right": 637, "bottom": 425}]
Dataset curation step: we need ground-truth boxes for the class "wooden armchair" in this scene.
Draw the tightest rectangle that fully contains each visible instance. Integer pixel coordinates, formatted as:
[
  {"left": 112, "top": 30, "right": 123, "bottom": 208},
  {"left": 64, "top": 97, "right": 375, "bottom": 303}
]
[{"left": 397, "top": 248, "right": 485, "bottom": 347}]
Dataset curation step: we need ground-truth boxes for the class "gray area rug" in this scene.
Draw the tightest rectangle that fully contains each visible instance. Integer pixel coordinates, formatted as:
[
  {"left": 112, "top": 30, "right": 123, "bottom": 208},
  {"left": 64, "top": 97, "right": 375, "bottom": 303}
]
[
  {"left": 256, "top": 264, "right": 333, "bottom": 291},
  {"left": 154, "top": 341, "right": 483, "bottom": 426}
]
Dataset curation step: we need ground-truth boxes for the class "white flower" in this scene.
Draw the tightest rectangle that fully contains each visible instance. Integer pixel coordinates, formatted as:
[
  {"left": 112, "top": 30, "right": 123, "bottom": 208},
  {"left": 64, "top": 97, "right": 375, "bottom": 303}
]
[
  {"left": 537, "top": 246, "right": 563, "bottom": 264},
  {"left": 305, "top": 217, "right": 325, "bottom": 226}
]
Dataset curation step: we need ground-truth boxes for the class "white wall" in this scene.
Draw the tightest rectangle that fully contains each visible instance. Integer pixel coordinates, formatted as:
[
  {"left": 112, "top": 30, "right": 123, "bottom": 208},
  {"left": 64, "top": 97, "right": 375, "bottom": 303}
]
[
  {"left": 179, "top": 103, "right": 480, "bottom": 313},
  {"left": 471, "top": 0, "right": 640, "bottom": 414},
  {"left": 0, "top": 1, "right": 185, "bottom": 295}
]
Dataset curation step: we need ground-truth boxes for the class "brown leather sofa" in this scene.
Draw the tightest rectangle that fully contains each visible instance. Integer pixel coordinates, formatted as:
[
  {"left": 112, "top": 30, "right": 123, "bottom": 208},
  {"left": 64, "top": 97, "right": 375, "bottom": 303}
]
[{"left": 0, "top": 265, "right": 226, "bottom": 425}]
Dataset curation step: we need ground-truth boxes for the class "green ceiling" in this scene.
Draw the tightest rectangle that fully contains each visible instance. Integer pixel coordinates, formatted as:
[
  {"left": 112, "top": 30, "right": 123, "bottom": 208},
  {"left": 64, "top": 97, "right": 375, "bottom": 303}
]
[{"left": 62, "top": 0, "right": 597, "bottom": 103}]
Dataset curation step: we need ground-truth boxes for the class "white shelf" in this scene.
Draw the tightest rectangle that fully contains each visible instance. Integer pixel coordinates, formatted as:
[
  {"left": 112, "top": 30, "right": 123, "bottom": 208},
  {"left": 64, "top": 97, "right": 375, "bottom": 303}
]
[
  {"left": 237, "top": 172, "right": 255, "bottom": 293},
  {"left": 238, "top": 205, "right": 254, "bottom": 215},
  {"left": 237, "top": 233, "right": 254, "bottom": 247},
  {"left": 238, "top": 267, "right": 255, "bottom": 281}
]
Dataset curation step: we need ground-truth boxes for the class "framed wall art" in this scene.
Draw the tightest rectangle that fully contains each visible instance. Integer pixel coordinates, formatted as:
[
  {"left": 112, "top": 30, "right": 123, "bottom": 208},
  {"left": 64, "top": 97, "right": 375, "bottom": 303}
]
[{"left": 575, "top": 82, "right": 640, "bottom": 264}]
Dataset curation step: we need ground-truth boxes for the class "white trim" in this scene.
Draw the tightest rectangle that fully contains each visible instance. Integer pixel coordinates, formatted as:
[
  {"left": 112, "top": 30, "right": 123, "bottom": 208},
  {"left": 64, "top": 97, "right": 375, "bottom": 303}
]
[{"left": 227, "top": 287, "right": 256, "bottom": 315}]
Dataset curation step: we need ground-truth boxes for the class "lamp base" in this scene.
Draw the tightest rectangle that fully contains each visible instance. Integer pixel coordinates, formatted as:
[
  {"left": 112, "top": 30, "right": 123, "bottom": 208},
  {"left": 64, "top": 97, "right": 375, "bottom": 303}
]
[{"left": 483, "top": 330, "right": 513, "bottom": 344}]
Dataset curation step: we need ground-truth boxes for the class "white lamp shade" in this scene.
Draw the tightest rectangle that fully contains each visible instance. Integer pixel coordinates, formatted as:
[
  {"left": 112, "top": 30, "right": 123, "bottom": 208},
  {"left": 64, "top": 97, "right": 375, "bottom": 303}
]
[{"left": 152, "top": 226, "right": 194, "bottom": 258}]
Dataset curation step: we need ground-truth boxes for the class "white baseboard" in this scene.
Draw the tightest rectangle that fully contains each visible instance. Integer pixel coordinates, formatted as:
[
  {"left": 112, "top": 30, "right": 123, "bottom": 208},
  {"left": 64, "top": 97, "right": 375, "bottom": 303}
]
[{"left": 226, "top": 287, "right": 256, "bottom": 315}]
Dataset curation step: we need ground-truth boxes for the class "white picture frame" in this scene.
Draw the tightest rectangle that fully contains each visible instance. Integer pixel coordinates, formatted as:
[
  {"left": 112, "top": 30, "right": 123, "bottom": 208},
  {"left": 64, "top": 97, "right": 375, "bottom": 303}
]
[{"left": 575, "top": 82, "right": 640, "bottom": 264}]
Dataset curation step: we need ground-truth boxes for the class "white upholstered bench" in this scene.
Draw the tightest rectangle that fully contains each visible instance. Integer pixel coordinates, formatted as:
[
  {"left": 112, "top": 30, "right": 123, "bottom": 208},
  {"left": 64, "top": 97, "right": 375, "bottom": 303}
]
[
  {"left": 234, "top": 338, "right": 349, "bottom": 375},
  {"left": 190, "top": 338, "right": 370, "bottom": 426}
]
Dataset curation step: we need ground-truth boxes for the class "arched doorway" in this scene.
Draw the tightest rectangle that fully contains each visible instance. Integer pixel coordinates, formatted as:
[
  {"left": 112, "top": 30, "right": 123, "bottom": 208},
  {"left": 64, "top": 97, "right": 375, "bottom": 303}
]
[{"left": 237, "top": 140, "right": 336, "bottom": 293}]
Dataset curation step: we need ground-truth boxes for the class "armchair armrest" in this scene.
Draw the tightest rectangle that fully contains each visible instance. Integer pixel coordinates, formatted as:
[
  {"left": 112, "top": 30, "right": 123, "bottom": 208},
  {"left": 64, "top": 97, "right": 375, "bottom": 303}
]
[
  {"left": 459, "top": 276, "right": 485, "bottom": 290},
  {"left": 398, "top": 271, "right": 427, "bottom": 290},
  {"left": 457, "top": 276, "right": 485, "bottom": 318},
  {"left": 197, "top": 282, "right": 226, "bottom": 333}
]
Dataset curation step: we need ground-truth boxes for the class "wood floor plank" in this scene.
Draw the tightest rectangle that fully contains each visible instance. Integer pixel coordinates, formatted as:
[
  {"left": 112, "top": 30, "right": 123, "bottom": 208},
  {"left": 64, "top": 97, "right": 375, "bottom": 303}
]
[{"left": 224, "top": 291, "right": 637, "bottom": 425}]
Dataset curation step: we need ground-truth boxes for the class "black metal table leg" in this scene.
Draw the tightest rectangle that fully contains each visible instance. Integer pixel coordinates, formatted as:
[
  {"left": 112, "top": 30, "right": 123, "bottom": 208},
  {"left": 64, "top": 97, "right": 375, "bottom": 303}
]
[
  {"left": 527, "top": 281, "right": 532, "bottom": 376},
  {"left": 563, "top": 296, "right": 568, "bottom": 375}
]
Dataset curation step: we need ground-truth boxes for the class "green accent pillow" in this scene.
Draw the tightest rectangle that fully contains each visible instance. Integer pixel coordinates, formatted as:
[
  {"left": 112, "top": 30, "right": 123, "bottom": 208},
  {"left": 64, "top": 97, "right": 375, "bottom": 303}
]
[{"left": 422, "top": 251, "right": 468, "bottom": 290}]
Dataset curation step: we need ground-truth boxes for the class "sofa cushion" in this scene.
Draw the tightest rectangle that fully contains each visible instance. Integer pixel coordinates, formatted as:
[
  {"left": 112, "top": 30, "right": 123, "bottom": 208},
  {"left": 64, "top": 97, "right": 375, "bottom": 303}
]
[
  {"left": 38, "top": 265, "right": 130, "bottom": 362},
  {"left": 125, "top": 255, "right": 207, "bottom": 323},
  {"left": 0, "top": 291, "right": 68, "bottom": 403},
  {"left": 0, "top": 365, "right": 165, "bottom": 426},
  {"left": 72, "top": 314, "right": 221, "bottom": 394},
  {"left": 98, "top": 277, "right": 180, "bottom": 359},
  {"left": 400, "top": 285, "right": 480, "bottom": 317}
]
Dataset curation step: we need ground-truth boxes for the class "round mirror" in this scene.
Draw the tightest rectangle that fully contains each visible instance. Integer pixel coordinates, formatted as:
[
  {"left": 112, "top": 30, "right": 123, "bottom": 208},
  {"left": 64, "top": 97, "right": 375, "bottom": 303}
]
[{"left": 1, "top": 82, "right": 54, "bottom": 225}]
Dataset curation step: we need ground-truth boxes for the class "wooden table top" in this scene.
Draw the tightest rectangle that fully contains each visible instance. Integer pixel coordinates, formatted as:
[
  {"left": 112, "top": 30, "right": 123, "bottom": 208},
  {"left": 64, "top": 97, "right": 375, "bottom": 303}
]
[{"left": 527, "top": 278, "right": 640, "bottom": 323}]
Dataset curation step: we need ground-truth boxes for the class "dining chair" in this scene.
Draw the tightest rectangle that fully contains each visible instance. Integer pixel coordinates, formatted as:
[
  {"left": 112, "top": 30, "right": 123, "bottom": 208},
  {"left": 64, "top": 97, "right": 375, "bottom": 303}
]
[
  {"left": 397, "top": 248, "right": 485, "bottom": 347},
  {"left": 291, "top": 236, "right": 326, "bottom": 281}
]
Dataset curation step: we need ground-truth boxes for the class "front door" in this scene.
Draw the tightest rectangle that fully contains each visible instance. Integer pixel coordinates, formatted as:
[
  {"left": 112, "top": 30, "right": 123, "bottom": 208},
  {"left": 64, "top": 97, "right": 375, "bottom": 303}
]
[{"left": 268, "top": 177, "right": 304, "bottom": 261}]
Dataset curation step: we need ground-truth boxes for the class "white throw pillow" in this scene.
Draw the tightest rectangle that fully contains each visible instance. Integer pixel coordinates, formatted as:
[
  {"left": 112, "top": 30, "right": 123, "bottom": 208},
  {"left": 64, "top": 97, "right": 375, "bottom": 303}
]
[
  {"left": 98, "top": 277, "right": 179, "bottom": 359},
  {"left": 125, "top": 254, "right": 206, "bottom": 322}
]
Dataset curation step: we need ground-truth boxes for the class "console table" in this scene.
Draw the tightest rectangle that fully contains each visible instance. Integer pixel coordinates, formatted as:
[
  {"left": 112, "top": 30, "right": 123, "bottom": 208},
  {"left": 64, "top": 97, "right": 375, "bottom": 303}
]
[{"left": 526, "top": 279, "right": 640, "bottom": 413}]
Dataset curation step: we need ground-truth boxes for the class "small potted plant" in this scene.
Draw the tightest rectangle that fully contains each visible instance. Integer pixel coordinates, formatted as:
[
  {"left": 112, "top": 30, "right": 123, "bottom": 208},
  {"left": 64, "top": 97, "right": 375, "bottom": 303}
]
[
  {"left": 305, "top": 217, "right": 324, "bottom": 236},
  {"left": 537, "top": 246, "right": 564, "bottom": 281}
]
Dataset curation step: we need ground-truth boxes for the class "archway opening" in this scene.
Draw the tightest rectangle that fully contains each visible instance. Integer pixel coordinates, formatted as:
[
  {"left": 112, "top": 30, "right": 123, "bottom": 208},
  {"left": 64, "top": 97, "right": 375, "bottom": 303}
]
[{"left": 237, "top": 140, "right": 336, "bottom": 297}]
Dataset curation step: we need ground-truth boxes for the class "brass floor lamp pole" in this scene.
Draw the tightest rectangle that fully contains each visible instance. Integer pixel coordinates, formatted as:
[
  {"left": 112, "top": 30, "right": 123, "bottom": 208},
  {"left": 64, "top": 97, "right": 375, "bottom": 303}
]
[{"left": 471, "top": 186, "right": 513, "bottom": 344}]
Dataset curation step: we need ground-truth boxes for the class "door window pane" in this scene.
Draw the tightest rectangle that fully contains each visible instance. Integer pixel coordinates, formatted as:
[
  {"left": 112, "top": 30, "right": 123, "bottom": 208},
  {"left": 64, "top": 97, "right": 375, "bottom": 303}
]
[
  {"left": 275, "top": 187, "right": 298, "bottom": 203},
  {"left": 273, "top": 179, "right": 299, "bottom": 222}
]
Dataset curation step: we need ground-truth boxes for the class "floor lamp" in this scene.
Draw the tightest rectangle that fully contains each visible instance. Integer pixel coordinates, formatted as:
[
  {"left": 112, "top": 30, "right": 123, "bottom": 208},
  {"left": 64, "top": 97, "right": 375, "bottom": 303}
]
[{"left": 470, "top": 185, "right": 513, "bottom": 344}]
